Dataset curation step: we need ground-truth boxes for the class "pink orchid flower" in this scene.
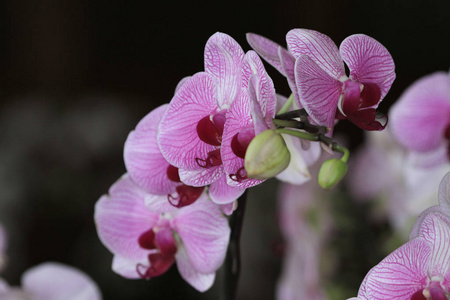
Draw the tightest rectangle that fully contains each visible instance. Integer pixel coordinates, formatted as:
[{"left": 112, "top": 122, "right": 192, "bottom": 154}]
[
  {"left": 158, "top": 32, "right": 247, "bottom": 205},
  {"left": 124, "top": 104, "right": 204, "bottom": 209},
  {"left": 248, "top": 29, "right": 396, "bottom": 134},
  {"left": 390, "top": 72, "right": 450, "bottom": 168},
  {"left": 355, "top": 212, "right": 450, "bottom": 300},
  {"left": 354, "top": 173, "right": 450, "bottom": 300},
  {"left": 94, "top": 174, "right": 230, "bottom": 292},
  {"left": 0, "top": 262, "right": 101, "bottom": 300}
]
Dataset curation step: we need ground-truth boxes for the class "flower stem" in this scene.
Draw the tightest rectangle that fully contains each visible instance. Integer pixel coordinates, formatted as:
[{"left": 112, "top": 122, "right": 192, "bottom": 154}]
[
  {"left": 276, "top": 93, "right": 295, "bottom": 115},
  {"left": 220, "top": 192, "right": 247, "bottom": 300}
]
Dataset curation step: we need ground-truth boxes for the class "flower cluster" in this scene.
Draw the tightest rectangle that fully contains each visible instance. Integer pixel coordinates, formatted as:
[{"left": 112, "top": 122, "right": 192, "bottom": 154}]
[{"left": 94, "top": 29, "right": 396, "bottom": 293}]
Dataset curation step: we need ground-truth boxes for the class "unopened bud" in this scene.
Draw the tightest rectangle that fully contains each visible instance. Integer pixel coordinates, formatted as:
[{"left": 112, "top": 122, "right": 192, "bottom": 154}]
[
  {"left": 318, "top": 159, "right": 348, "bottom": 189},
  {"left": 244, "top": 130, "right": 290, "bottom": 180}
]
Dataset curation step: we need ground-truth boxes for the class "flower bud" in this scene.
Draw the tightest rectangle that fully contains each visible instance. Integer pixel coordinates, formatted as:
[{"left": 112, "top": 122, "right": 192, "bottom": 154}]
[
  {"left": 317, "top": 159, "right": 348, "bottom": 189},
  {"left": 244, "top": 130, "right": 290, "bottom": 180}
]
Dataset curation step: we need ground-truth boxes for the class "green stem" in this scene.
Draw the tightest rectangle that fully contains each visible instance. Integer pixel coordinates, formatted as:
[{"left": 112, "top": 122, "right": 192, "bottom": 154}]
[
  {"left": 272, "top": 119, "right": 300, "bottom": 128},
  {"left": 275, "top": 128, "right": 320, "bottom": 141},
  {"left": 220, "top": 192, "right": 247, "bottom": 300},
  {"left": 277, "top": 93, "right": 295, "bottom": 115}
]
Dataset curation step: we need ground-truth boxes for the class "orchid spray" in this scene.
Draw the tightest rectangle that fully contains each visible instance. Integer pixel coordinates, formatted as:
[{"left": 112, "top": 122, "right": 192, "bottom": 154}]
[{"left": 94, "top": 29, "right": 397, "bottom": 299}]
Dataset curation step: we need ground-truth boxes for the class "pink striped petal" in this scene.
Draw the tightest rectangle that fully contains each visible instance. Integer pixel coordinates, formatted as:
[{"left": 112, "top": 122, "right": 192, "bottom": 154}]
[
  {"left": 242, "top": 51, "right": 277, "bottom": 120},
  {"left": 287, "top": 29, "right": 345, "bottom": 80},
  {"left": 178, "top": 165, "right": 224, "bottom": 187},
  {"left": 124, "top": 104, "right": 178, "bottom": 194},
  {"left": 144, "top": 193, "right": 179, "bottom": 213},
  {"left": 222, "top": 92, "right": 263, "bottom": 189},
  {"left": 365, "top": 238, "right": 431, "bottom": 299},
  {"left": 94, "top": 175, "right": 159, "bottom": 261},
  {"left": 295, "top": 55, "right": 343, "bottom": 132},
  {"left": 246, "top": 33, "right": 286, "bottom": 76},
  {"left": 204, "top": 32, "right": 244, "bottom": 108},
  {"left": 22, "top": 262, "right": 101, "bottom": 300},
  {"left": 112, "top": 255, "right": 147, "bottom": 279},
  {"left": 409, "top": 206, "right": 443, "bottom": 240},
  {"left": 209, "top": 174, "right": 246, "bottom": 204},
  {"left": 340, "top": 34, "right": 395, "bottom": 100},
  {"left": 175, "top": 244, "right": 215, "bottom": 292},
  {"left": 173, "top": 194, "right": 230, "bottom": 274},
  {"left": 174, "top": 76, "right": 191, "bottom": 94},
  {"left": 279, "top": 47, "right": 302, "bottom": 108},
  {"left": 417, "top": 213, "right": 450, "bottom": 278},
  {"left": 158, "top": 72, "right": 220, "bottom": 170},
  {"left": 248, "top": 76, "right": 273, "bottom": 133},
  {"left": 390, "top": 72, "right": 450, "bottom": 152}
]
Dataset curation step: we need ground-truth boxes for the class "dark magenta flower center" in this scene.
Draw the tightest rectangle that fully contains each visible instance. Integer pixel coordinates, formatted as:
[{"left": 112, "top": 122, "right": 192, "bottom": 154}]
[
  {"left": 339, "top": 81, "right": 387, "bottom": 131},
  {"left": 166, "top": 165, "right": 204, "bottom": 207},
  {"left": 196, "top": 113, "right": 226, "bottom": 146},
  {"left": 136, "top": 228, "right": 177, "bottom": 279},
  {"left": 196, "top": 148, "right": 222, "bottom": 168}
]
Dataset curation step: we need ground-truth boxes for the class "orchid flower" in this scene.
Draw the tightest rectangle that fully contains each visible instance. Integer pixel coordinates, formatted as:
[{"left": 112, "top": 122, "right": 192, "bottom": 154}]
[
  {"left": 124, "top": 104, "right": 204, "bottom": 209},
  {"left": 94, "top": 174, "right": 230, "bottom": 292},
  {"left": 355, "top": 212, "right": 450, "bottom": 300},
  {"left": 158, "top": 32, "right": 246, "bottom": 205},
  {"left": 248, "top": 29, "right": 396, "bottom": 134},
  {"left": 353, "top": 173, "right": 450, "bottom": 300},
  {"left": 390, "top": 72, "right": 450, "bottom": 168},
  {"left": 0, "top": 262, "right": 101, "bottom": 300}
]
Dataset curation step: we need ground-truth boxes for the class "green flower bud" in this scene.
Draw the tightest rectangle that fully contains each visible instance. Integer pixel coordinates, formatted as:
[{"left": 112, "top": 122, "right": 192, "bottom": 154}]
[
  {"left": 244, "top": 130, "right": 290, "bottom": 180},
  {"left": 317, "top": 159, "right": 348, "bottom": 189}
]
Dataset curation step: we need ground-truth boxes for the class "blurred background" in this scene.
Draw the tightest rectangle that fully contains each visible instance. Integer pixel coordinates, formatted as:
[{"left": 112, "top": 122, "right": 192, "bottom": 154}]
[{"left": 0, "top": 0, "right": 450, "bottom": 299}]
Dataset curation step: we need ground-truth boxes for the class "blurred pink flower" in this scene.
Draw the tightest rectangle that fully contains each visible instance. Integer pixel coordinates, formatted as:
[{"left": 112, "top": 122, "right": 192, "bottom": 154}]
[
  {"left": 390, "top": 72, "right": 450, "bottom": 168},
  {"left": 0, "top": 262, "right": 101, "bottom": 300},
  {"left": 94, "top": 175, "right": 230, "bottom": 292}
]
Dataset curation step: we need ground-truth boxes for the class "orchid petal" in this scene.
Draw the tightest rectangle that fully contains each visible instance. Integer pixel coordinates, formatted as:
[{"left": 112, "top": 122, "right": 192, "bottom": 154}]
[
  {"left": 407, "top": 146, "right": 448, "bottom": 169},
  {"left": 220, "top": 202, "right": 236, "bottom": 216},
  {"left": 204, "top": 32, "right": 244, "bottom": 108},
  {"left": 417, "top": 213, "right": 450, "bottom": 278},
  {"left": 409, "top": 206, "right": 443, "bottom": 240},
  {"left": 175, "top": 244, "right": 215, "bottom": 292},
  {"left": 248, "top": 76, "right": 272, "bottom": 133},
  {"left": 94, "top": 175, "right": 159, "bottom": 260},
  {"left": 242, "top": 51, "right": 277, "bottom": 120},
  {"left": 340, "top": 34, "right": 396, "bottom": 100},
  {"left": 124, "top": 104, "right": 178, "bottom": 194},
  {"left": 221, "top": 92, "right": 263, "bottom": 189},
  {"left": 276, "top": 134, "right": 321, "bottom": 185},
  {"left": 278, "top": 47, "right": 302, "bottom": 108},
  {"left": 246, "top": 33, "right": 286, "bottom": 76},
  {"left": 174, "top": 76, "right": 191, "bottom": 94},
  {"left": 21, "top": 262, "right": 101, "bottom": 300},
  {"left": 365, "top": 238, "right": 431, "bottom": 299},
  {"left": 112, "top": 255, "right": 147, "bottom": 279},
  {"left": 390, "top": 72, "right": 450, "bottom": 152},
  {"left": 173, "top": 194, "right": 230, "bottom": 274},
  {"left": 0, "top": 279, "right": 9, "bottom": 293},
  {"left": 178, "top": 166, "right": 224, "bottom": 187},
  {"left": 295, "top": 55, "right": 343, "bottom": 132},
  {"left": 287, "top": 29, "right": 345, "bottom": 79},
  {"left": 144, "top": 193, "right": 179, "bottom": 214},
  {"left": 209, "top": 174, "right": 246, "bottom": 205},
  {"left": 158, "top": 72, "right": 219, "bottom": 170}
]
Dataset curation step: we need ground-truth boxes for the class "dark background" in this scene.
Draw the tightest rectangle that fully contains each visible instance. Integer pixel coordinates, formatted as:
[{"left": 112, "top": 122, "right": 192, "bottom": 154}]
[{"left": 0, "top": 0, "right": 449, "bottom": 299}]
